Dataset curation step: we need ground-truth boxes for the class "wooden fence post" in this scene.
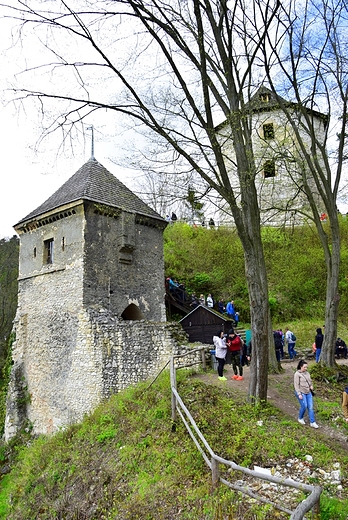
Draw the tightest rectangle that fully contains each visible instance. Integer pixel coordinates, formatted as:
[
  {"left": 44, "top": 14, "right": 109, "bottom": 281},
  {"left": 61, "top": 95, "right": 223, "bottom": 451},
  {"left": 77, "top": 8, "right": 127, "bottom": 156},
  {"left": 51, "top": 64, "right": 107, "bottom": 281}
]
[
  {"left": 211, "top": 456, "right": 220, "bottom": 490},
  {"left": 170, "top": 357, "right": 177, "bottom": 423},
  {"left": 201, "top": 347, "right": 206, "bottom": 371}
]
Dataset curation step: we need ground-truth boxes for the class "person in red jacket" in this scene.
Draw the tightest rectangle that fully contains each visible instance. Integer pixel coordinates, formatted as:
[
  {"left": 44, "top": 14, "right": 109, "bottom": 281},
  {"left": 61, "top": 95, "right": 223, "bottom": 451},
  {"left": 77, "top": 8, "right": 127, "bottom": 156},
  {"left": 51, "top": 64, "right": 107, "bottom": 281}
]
[{"left": 226, "top": 328, "right": 244, "bottom": 380}]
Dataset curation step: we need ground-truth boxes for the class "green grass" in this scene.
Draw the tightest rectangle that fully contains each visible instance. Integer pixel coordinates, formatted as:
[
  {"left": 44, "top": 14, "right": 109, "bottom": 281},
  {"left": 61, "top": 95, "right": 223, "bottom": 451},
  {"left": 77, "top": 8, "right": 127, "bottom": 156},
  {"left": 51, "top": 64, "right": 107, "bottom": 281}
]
[{"left": 0, "top": 369, "right": 348, "bottom": 519}]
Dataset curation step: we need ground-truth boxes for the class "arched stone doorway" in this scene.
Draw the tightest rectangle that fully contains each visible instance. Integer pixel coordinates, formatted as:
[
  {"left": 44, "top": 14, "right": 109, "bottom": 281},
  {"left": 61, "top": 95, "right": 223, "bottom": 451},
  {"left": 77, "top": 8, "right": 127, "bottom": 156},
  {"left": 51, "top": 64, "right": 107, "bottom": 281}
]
[{"left": 121, "top": 303, "right": 145, "bottom": 320}]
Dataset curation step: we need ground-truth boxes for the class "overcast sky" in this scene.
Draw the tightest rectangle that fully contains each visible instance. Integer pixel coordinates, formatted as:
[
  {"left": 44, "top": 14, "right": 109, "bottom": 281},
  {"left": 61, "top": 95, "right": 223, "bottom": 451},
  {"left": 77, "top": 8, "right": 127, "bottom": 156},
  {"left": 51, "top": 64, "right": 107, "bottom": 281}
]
[{"left": 0, "top": 99, "right": 127, "bottom": 239}]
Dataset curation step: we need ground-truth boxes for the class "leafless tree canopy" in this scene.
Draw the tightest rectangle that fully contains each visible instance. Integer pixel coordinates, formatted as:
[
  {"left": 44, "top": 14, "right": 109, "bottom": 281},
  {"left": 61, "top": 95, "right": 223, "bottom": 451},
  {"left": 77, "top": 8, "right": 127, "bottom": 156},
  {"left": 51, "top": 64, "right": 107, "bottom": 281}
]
[
  {"left": 258, "top": 0, "right": 348, "bottom": 364},
  {"left": 4, "top": 0, "right": 348, "bottom": 382}
]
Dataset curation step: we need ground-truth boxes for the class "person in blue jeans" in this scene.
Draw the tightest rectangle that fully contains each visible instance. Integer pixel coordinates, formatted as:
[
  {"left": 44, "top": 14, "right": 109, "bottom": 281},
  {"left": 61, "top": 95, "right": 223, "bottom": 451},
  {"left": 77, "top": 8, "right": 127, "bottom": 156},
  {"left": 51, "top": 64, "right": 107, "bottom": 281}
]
[
  {"left": 285, "top": 327, "right": 297, "bottom": 359},
  {"left": 213, "top": 330, "right": 227, "bottom": 381},
  {"left": 294, "top": 359, "right": 318, "bottom": 428},
  {"left": 315, "top": 327, "right": 324, "bottom": 363}
]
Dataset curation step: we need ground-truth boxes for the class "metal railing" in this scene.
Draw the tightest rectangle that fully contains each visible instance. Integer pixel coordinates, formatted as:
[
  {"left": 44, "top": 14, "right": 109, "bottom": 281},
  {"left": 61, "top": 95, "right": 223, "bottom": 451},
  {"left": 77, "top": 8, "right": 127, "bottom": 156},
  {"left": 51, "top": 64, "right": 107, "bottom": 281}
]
[{"left": 170, "top": 347, "right": 321, "bottom": 520}]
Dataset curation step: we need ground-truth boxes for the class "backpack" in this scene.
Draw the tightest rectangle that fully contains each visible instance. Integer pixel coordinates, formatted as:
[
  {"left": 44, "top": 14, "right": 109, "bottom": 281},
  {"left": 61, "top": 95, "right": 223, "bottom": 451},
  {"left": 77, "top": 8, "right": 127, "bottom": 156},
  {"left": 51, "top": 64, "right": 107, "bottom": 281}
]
[{"left": 291, "top": 333, "right": 296, "bottom": 342}]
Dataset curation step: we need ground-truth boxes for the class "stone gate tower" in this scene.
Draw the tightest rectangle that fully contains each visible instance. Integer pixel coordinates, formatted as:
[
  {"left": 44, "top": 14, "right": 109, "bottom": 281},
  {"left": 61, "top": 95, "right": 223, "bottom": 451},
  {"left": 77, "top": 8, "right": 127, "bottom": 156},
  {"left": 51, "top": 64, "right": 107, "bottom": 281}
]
[{"left": 5, "top": 158, "right": 184, "bottom": 439}]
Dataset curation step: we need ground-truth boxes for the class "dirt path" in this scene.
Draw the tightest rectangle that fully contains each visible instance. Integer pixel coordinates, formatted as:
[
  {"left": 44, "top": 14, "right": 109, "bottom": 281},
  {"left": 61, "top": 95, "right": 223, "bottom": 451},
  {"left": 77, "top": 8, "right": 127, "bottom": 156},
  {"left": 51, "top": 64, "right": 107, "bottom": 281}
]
[{"left": 194, "top": 357, "right": 348, "bottom": 450}]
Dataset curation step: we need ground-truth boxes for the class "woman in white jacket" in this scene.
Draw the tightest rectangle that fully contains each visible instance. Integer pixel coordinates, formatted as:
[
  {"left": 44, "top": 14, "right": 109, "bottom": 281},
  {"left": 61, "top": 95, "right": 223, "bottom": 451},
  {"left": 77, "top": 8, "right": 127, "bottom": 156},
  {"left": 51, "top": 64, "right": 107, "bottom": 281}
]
[{"left": 213, "top": 330, "right": 227, "bottom": 381}]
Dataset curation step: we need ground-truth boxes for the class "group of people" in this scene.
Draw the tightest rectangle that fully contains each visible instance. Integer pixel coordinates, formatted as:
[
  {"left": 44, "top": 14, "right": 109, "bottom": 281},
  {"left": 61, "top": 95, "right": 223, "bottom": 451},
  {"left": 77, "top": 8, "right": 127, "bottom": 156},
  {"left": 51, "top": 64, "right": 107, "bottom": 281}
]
[
  {"left": 218, "top": 299, "right": 240, "bottom": 325},
  {"left": 272, "top": 327, "right": 297, "bottom": 361},
  {"left": 313, "top": 327, "right": 347, "bottom": 362},
  {"left": 166, "top": 277, "right": 187, "bottom": 302},
  {"left": 213, "top": 328, "right": 348, "bottom": 429},
  {"left": 166, "top": 279, "right": 240, "bottom": 324},
  {"left": 165, "top": 212, "right": 178, "bottom": 224},
  {"left": 213, "top": 329, "right": 250, "bottom": 382},
  {"left": 189, "top": 292, "right": 214, "bottom": 309},
  {"left": 295, "top": 324, "right": 348, "bottom": 427},
  {"left": 164, "top": 212, "right": 216, "bottom": 228}
]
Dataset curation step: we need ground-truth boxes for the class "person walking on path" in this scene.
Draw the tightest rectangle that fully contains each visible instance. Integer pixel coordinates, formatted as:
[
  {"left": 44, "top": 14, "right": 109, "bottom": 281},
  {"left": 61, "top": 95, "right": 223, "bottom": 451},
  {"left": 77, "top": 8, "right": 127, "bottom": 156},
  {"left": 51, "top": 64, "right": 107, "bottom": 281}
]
[
  {"left": 342, "top": 386, "right": 348, "bottom": 423},
  {"left": 226, "top": 328, "right": 244, "bottom": 380},
  {"left": 294, "top": 359, "right": 319, "bottom": 428},
  {"left": 273, "top": 330, "right": 283, "bottom": 364},
  {"left": 315, "top": 327, "right": 324, "bottom": 363},
  {"left": 218, "top": 298, "right": 225, "bottom": 314},
  {"left": 213, "top": 330, "right": 227, "bottom": 381},
  {"left": 285, "top": 327, "right": 297, "bottom": 360}
]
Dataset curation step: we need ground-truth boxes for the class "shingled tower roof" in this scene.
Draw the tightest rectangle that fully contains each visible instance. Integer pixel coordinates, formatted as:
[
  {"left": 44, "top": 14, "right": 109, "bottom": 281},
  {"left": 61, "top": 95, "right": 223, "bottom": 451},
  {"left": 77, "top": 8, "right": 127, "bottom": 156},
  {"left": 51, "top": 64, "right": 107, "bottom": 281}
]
[{"left": 16, "top": 158, "right": 163, "bottom": 226}]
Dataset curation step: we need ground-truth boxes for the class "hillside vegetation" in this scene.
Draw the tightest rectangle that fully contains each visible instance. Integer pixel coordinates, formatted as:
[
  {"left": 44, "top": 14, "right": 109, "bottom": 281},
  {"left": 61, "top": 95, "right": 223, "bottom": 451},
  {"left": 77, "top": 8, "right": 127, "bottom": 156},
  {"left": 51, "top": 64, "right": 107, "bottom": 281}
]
[
  {"left": 2, "top": 221, "right": 348, "bottom": 518},
  {"left": 1, "top": 368, "right": 348, "bottom": 520},
  {"left": 164, "top": 218, "right": 348, "bottom": 322}
]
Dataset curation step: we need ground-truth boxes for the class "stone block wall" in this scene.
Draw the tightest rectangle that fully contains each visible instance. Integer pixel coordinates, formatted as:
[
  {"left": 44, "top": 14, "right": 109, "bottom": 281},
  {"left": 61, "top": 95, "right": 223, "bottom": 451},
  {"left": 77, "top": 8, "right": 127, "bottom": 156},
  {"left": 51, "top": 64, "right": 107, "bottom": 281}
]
[
  {"left": 4, "top": 307, "right": 200, "bottom": 439},
  {"left": 83, "top": 203, "right": 167, "bottom": 322},
  {"left": 217, "top": 105, "right": 326, "bottom": 225},
  {"left": 5, "top": 195, "right": 185, "bottom": 440}
]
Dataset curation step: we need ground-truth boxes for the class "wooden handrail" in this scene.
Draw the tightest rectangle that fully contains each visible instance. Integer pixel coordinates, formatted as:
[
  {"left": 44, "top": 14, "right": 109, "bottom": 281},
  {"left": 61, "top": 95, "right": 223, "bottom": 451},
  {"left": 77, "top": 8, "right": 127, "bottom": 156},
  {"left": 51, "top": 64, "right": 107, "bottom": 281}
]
[{"left": 170, "top": 348, "right": 322, "bottom": 520}]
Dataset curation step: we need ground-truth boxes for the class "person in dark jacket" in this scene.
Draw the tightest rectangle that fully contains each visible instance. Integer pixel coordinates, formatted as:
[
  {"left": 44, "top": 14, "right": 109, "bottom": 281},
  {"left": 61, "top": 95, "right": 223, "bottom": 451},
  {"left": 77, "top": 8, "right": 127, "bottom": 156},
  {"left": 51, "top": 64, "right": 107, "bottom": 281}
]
[
  {"left": 315, "top": 327, "right": 324, "bottom": 363},
  {"left": 218, "top": 298, "right": 225, "bottom": 314},
  {"left": 273, "top": 330, "right": 283, "bottom": 363},
  {"left": 335, "top": 338, "right": 347, "bottom": 359}
]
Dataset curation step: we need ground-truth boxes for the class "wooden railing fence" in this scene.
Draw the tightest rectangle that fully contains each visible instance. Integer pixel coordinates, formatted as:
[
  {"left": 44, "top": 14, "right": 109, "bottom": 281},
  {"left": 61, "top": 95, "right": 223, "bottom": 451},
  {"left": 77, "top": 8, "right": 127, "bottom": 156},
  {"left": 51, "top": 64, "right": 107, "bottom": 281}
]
[{"left": 170, "top": 346, "right": 322, "bottom": 520}]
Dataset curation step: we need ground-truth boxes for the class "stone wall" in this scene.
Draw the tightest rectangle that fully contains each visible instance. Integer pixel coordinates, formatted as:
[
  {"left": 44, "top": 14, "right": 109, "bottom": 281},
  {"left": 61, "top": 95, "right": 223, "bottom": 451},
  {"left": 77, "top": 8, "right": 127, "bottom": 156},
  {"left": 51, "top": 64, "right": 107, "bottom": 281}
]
[
  {"left": 217, "top": 105, "right": 326, "bottom": 226},
  {"left": 5, "top": 197, "right": 187, "bottom": 440},
  {"left": 83, "top": 203, "right": 167, "bottom": 322},
  {"left": 4, "top": 308, "right": 201, "bottom": 439}
]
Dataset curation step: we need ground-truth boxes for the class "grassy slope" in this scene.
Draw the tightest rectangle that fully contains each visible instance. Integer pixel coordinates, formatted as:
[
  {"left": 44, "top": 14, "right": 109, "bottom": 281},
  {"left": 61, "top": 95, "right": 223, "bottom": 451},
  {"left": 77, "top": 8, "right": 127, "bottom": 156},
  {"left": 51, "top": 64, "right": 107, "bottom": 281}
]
[
  {"left": 1, "top": 368, "right": 348, "bottom": 520},
  {"left": 164, "top": 219, "right": 348, "bottom": 322}
]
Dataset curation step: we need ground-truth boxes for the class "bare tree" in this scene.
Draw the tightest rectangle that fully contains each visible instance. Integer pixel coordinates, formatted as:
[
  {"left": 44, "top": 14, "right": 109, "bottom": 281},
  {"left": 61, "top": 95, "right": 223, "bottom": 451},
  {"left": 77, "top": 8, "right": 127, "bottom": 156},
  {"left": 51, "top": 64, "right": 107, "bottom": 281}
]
[
  {"left": 259, "top": 0, "right": 348, "bottom": 366},
  {"left": 2, "top": 0, "right": 287, "bottom": 399}
]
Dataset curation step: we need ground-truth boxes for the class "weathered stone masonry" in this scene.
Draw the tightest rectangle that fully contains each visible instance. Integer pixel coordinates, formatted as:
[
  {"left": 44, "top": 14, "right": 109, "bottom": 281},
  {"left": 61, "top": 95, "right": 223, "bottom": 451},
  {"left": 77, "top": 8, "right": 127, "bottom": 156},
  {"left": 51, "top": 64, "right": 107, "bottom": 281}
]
[{"left": 5, "top": 158, "right": 193, "bottom": 440}]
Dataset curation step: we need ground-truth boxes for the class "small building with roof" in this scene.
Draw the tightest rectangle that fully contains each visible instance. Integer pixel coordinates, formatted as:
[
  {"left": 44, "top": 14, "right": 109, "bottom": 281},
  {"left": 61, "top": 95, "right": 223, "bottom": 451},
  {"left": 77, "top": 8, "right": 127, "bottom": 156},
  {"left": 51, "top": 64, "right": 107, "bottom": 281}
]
[
  {"left": 5, "top": 157, "right": 189, "bottom": 439},
  {"left": 180, "top": 305, "right": 234, "bottom": 343}
]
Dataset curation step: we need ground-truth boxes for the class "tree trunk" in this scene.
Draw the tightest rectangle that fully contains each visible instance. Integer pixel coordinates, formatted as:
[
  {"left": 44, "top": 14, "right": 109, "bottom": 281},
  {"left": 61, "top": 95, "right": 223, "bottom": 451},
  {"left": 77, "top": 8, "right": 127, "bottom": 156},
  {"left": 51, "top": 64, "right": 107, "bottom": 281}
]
[
  {"left": 223, "top": 112, "right": 273, "bottom": 402},
  {"left": 230, "top": 160, "right": 271, "bottom": 402},
  {"left": 243, "top": 244, "right": 270, "bottom": 402},
  {"left": 320, "top": 217, "right": 340, "bottom": 366}
]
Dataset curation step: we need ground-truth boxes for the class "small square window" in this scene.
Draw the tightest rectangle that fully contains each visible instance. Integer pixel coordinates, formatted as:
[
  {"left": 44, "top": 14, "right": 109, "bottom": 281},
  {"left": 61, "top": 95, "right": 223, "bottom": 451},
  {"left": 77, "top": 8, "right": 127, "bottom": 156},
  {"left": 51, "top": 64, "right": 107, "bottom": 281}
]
[
  {"left": 44, "top": 238, "right": 54, "bottom": 264},
  {"left": 263, "top": 160, "right": 276, "bottom": 178},
  {"left": 263, "top": 123, "right": 275, "bottom": 140},
  {"left": 260, "top": 93, "right": 270, "bottom": 102}
]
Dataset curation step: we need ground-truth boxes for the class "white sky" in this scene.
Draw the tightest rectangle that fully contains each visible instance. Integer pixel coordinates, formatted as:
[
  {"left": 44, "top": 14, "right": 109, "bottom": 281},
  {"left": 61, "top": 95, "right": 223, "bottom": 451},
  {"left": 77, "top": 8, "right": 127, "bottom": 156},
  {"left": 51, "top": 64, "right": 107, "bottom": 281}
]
[
  {"left": 1, "top": 3, "right": 348, "bottom": 240},
  {"left": 0, "top": 9, "right": 137, "bottom": 240},
  {"left": 0, "top": 100, "right": 129, "bottom": 239}
]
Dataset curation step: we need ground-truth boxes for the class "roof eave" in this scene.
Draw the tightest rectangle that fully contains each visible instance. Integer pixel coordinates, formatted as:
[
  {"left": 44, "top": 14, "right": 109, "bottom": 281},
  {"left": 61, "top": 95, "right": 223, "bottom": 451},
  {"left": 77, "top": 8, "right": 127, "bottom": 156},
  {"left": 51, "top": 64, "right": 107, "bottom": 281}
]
[{"left": 14, "top": 197, "right": 166, "bottom": 232}]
